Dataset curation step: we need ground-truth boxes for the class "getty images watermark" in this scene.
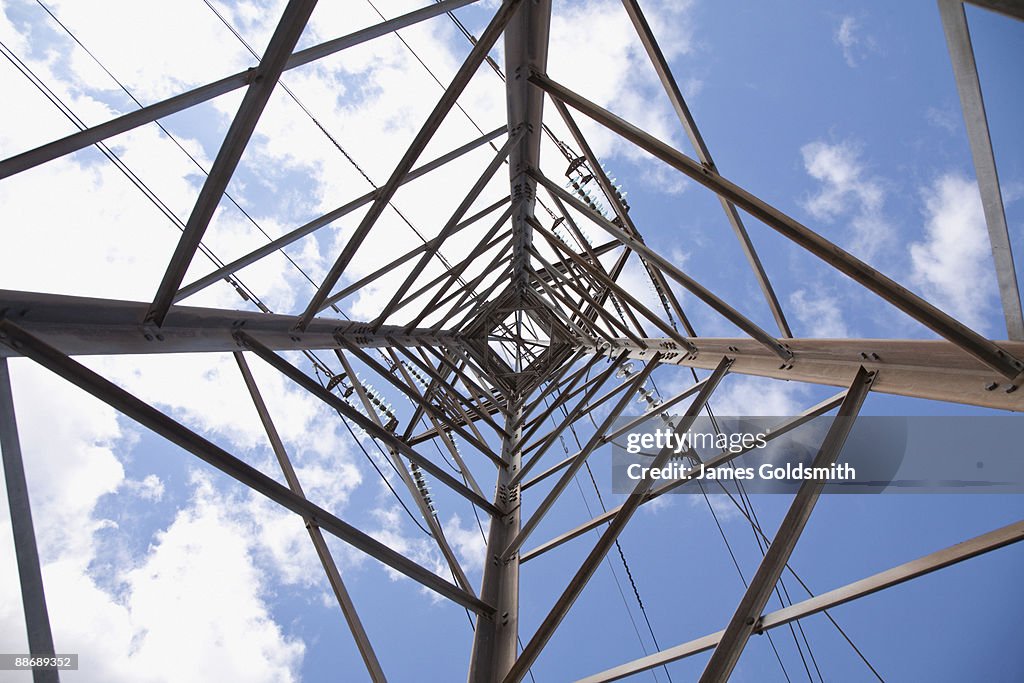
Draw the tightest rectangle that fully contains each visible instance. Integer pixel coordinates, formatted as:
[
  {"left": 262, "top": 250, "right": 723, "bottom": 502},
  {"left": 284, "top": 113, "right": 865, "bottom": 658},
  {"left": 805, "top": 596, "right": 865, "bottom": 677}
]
[
  {"left": 611, "top": 415, "right": 1024, "bottom": 494},
  {"left": 622, "top": 426, "right": 856, "bottom": 484}
]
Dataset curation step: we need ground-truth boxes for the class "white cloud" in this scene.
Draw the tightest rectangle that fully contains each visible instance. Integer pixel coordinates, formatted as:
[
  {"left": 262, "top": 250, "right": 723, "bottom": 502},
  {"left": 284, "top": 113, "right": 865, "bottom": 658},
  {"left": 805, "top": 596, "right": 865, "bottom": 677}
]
[
  {"left": 114, "top": 473, "right": 305, "bottom": 683},
  {"left": 443, "top": 513, "right": 486, "bottom": 574},
  {"left": 909, "top": 173, "right": 996, "bottom": 332},
  {"left": 926, "top": 105, "right": 959, "bottom": 134},
  {"left": 789, "top": 289, "right": 850, "bottom": 338},
  {"left": 709, "top": 374, "right": 806, "bottom": 417},
  {"left": 835, "top": 16, "right": 868, "bottom": 67},
  {"left": 640, "top": 163, "right": 689, "bottom": 195},
  {"left": 123, "top": 474, "right": 165, "bottom": 501},
  {"left": 41, "top": 0, "right": 256, "bottom": 102},
  {"left": 800, "top": 140, "right": 890, "bottom": 258},
  {"left": 685, "top": 490, "right": 741, "bottom": 522}
]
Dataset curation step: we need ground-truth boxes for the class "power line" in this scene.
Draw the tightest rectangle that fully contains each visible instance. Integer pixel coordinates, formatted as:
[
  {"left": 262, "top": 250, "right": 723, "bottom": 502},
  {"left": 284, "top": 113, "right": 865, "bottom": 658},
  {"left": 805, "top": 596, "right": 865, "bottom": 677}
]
[{"left": 552, "top": 393, "right": 670, "bottom": 683}]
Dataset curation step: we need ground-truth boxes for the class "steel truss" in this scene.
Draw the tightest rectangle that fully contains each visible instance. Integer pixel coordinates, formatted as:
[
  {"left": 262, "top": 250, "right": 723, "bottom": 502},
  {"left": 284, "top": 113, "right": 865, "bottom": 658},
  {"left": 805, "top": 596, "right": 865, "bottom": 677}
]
[{"left": 1, "top": 1, "right": 1021, "bottom": 682}]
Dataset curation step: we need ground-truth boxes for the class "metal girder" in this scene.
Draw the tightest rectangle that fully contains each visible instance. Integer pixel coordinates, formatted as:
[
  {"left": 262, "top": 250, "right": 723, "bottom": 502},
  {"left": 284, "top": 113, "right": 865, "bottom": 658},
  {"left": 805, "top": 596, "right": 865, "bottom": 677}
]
[
  {"left": 429, "top": 252, "right": 515, "bottom": 334},
  {"left": 0, "top": 0, "right": 482, "bottom": 181},
  {"left": 619, "top": 0, "right": 792, "bottom": 338},
  {"left": 234, "top": 352, "right": 387, "bottom": 683},
  {"left": 333, "top": 336, "right": 505, "bottom": 466},
  {"left": 413, "top": 346, "right": 504, "bottom": 449},
  {"left": 938, "top": 0, "right": 1024, "bottom": 340},
  {"left": 297, "top": 0, "right": 524, "bottom": 330},
  {"left": 3, "top": 4, "right": 1021, "bottom": 680},
  {"left": 404, "top": 214, "right": 516, "bottom": 331},
  {"left": 529, "top": 71, "right": 1024, "bottom": 381},
  {"left": 519, "top": 374, "right": 639, "bottom": 460},
  {"left": 513, "top": 352, "right": 604, "bottom": 450},
  {"left": 147, "top": 0, "right": 318, "bottom": 326},
  {"left": 584, "top": 336, "right": 1024, "bottom": 411},
  {"left": 966, "top": 0, "right": 1024, "bottom": 20},
  {"left": 700, "top": 366, "right": 874, "bottom": 681},
  {"left": 533, "top": 220, "right": 697, "bottom": 352},
  {"left": 515, "top": 349, "right": 589, "bottom": 428},
  {"left": 0, "top": 290, "right": 458, "bottom": 357},
  {"left": 504, "top": 356, "right": 732, "bottom": 683},
  {"left": 468, "top": 402, "right": 524, "bottom": 682},
  {"left": 441, "top": 265, "right": 515, "bottom": 334},
  {"left": 529, "top": 247, "right": 645, "bottom": 346},
  {"left": 580, "top": 519, "right": 1024, "bottom": 682},
  {"left": 377, "top": 225, "right": 514, "bottom": 336},
  {"left": 385, "top": 348, "right": 487, "bottom": 499},
  {"left": 0, "top": 358, "right": 59, "bottom": 683},
  {"left": 339, "top": 206, "right": 512, "bottom": 321},
  {"left": 505, "top": 0, "right": 552, "bottom": 295},
  {"left": 0, "top": 320, "right": 492, "bottom": 615},
  {"left": 405, "top": 344, "right": 512, "bottom": 442}
]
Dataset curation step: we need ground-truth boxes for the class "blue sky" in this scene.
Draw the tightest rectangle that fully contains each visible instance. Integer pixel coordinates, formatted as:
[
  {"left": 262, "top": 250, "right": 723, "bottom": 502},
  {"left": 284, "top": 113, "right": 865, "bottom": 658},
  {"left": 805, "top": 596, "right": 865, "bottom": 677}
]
[{"left": 0, "top": 0, "right": 1022, "bottom": 681}]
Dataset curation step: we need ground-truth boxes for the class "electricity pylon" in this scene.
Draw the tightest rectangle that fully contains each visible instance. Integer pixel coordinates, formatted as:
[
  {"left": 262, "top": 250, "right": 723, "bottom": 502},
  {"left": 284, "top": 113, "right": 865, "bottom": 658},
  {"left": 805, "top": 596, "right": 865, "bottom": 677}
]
[{"left": 2, "top": 1, "right": 1022, "bottom": 681}]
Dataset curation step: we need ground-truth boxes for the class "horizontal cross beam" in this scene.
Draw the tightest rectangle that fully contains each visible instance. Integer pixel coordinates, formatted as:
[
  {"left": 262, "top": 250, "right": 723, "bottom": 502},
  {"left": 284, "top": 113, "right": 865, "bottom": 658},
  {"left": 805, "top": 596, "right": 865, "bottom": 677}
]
[
  {"left": 0, "top": 290, "right": 459, "bottom": 357},
  {"left": 584, "top": 336, "right": 1024, "bottom": 411}
]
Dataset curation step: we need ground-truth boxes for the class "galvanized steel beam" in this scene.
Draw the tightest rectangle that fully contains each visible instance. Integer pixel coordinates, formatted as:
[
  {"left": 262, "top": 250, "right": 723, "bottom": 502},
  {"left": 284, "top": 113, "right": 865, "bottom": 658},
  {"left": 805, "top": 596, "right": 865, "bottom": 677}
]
[
  {"left": 234, "top": 352, "right": 387, "bottom": 683},
  {"left": 584, "top": 336, "right": 1024, "bottom": 411},
  {"left": 938, "top": 0, "right": 1024, "bottom": 340},
  {"left": 0, "top": 358, "right": 59, "bottom": 683},
  {"left": 0, "top": 290, "right": 457, "bottom": 357},
  {"left": 147, "top": 0, "right": 319, "bottom": 326}
]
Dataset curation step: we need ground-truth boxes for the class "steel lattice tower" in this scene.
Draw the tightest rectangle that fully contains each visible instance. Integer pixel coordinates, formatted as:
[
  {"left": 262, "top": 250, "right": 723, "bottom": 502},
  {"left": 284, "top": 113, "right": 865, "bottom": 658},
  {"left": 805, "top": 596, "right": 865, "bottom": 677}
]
[{"left": 1, "top": 1, "right": 1023, "bottom": 681}]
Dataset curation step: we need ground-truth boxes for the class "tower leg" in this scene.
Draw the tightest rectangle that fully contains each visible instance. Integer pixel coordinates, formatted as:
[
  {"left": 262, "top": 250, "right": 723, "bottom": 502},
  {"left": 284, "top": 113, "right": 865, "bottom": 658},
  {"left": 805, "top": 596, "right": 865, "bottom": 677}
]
[{"left": 468, "top": 404, "right": 522, "bottom": 682}]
